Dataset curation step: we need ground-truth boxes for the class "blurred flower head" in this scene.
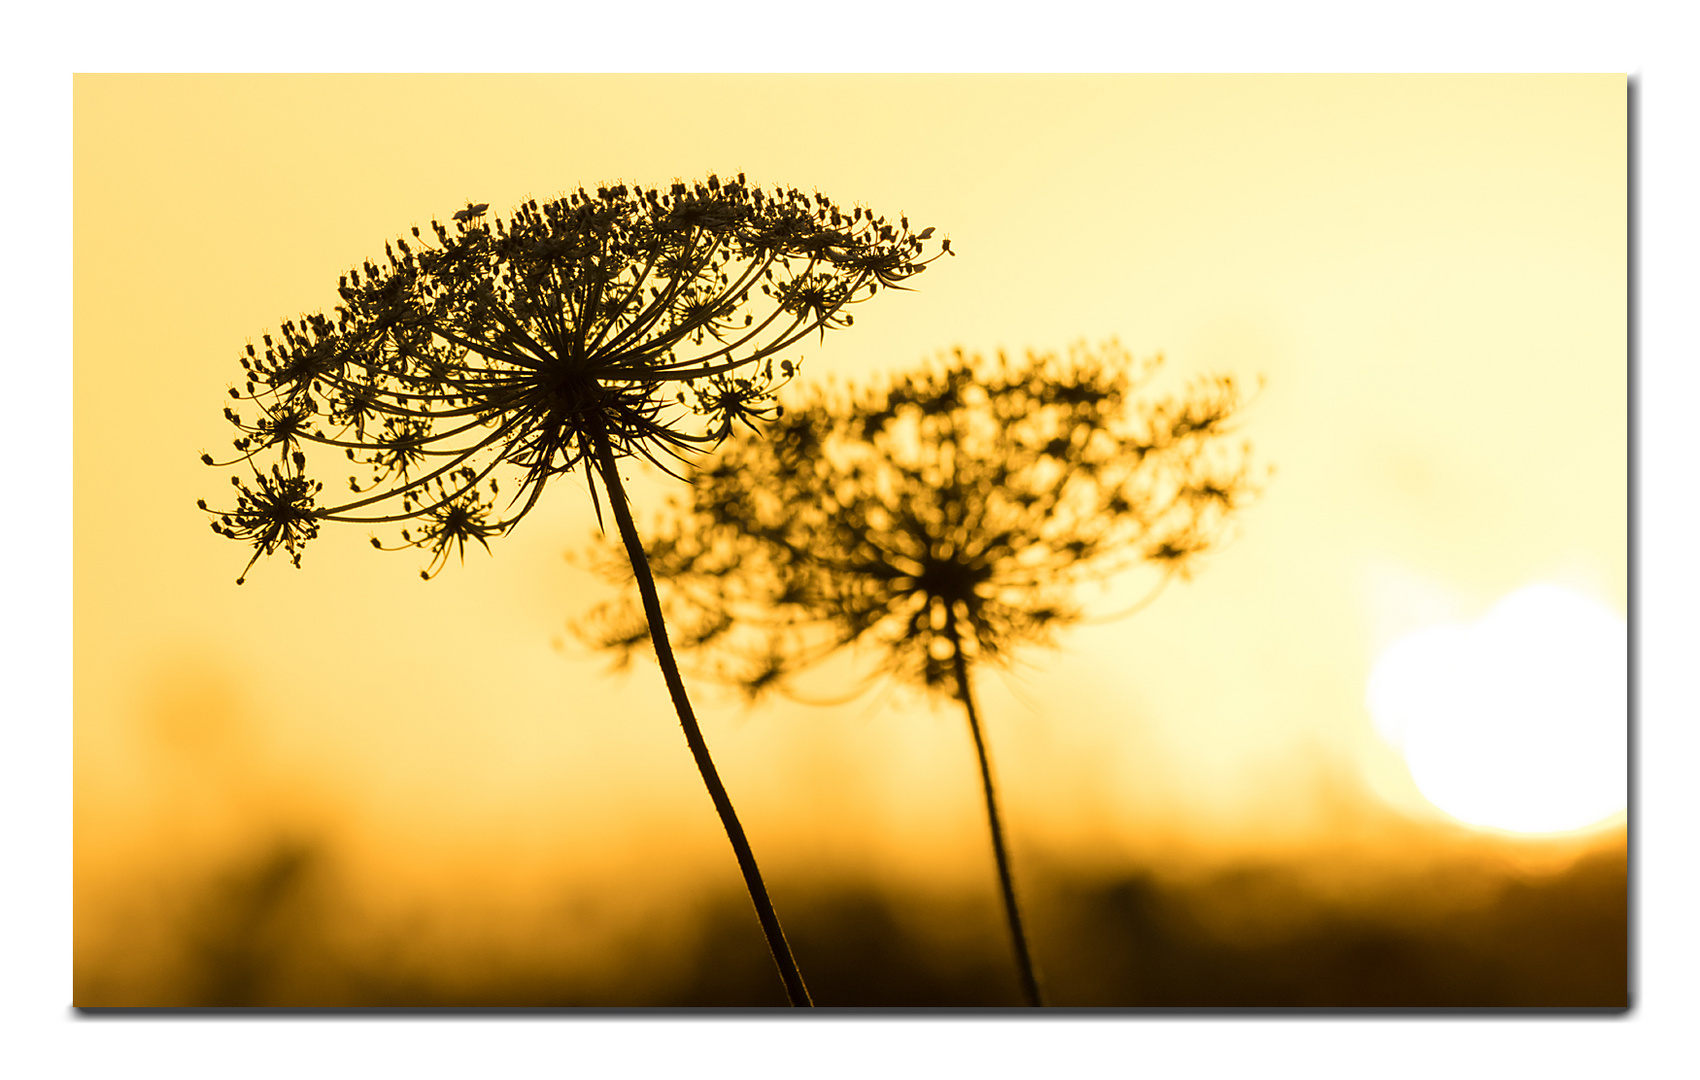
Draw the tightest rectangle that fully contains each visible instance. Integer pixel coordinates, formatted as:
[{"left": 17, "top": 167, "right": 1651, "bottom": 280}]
[
  {"left": 583, "top": 341, "right": 1262, "bottom": 696},
  {"left": 202, "top": 176, "right": 949, "bottom": 582}
]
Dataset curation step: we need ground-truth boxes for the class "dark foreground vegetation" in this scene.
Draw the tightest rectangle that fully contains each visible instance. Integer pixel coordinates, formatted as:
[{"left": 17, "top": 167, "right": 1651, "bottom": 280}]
[{"left": 77, "top": 831, "right": 1625, "bottom": 1008}]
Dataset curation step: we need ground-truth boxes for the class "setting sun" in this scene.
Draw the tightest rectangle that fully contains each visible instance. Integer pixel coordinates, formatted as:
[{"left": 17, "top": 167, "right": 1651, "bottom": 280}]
[{"left": 1366, "top": 583, "right": 1627, "bottom": 834}]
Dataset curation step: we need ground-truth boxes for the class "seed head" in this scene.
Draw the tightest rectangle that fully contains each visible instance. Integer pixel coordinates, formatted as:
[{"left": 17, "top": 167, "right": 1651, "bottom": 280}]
[
  {"left": 201, "top": 176, "right": 948, "bottom": 582},
  {"left": 582, "top": 341, "right": 1260, "bottom": 698}
]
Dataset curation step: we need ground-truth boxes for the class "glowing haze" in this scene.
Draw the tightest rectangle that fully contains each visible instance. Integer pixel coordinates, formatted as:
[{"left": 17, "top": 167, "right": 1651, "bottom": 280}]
[
  {"left": 74, "top": 76, "right": 1625, "bottom": 939},
  {"left": 1367, "top": 583, "right": 1628, "bottom": 834}
]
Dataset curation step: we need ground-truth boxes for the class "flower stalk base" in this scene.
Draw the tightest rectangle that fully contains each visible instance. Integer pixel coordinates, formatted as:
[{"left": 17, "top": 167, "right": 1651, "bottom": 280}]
[{"left": 593, "top": 430, "right": 813, "bottom": 1008}]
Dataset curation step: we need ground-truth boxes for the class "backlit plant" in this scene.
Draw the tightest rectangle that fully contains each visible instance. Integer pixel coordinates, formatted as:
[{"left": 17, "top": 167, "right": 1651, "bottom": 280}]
[
  {"left": 200, "top": 175, "right": 949, "bottom": 1006},
  {"left": 583, "top": 341, "right": 1259, "bottom": 1005}
]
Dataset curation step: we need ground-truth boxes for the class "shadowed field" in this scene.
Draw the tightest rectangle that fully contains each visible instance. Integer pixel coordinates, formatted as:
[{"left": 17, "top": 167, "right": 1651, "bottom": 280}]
[{"left": 75, "top": 829, "right": 1625, "bottom": 1008}]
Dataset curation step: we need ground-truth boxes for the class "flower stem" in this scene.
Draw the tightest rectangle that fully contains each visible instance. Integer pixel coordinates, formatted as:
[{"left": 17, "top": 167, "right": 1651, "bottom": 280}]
[
  {"left": 591, "top": 430, "right": 813, "bottom": 1007},
  {"left": 944, "top": 609, "right": 1045, "bottom": 1007}
]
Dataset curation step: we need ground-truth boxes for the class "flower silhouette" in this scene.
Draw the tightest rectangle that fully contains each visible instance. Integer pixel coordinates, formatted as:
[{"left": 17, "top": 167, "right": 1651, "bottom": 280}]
[
  {"left": 584, "top": 341, "right": 1261, "bottom": 1005},
  {"left": 203, "top": 176, "right": 946, "bottom": 585},
  {"left": 202, "top": 176, "right": 949, "bottom": 1006}
]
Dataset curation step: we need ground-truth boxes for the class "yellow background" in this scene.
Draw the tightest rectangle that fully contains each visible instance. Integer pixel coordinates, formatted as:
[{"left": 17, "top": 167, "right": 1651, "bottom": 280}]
[{"left": 73, "top": 75, "right": 1626, "bottom": 995}]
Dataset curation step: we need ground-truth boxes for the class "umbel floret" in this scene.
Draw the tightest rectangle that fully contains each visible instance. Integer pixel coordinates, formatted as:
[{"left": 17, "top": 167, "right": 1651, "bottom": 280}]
[
  {"left": 198, "top": 461, "right": 323, "bottom": 585},
  {"left": 200, "top": 176, "right": 950, "bottom": 582},
  {"left": 583, "top": 341, "right": 1260, "bottom": 698}
]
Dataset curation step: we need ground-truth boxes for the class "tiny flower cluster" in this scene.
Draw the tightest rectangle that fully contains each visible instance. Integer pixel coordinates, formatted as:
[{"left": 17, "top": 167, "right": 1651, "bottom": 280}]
[
  {"left": 202, "top": 175, "right": 949, "bottom": 583},
  {"left": 584, "top": 341, "right": 1260, "bottom": 697}
]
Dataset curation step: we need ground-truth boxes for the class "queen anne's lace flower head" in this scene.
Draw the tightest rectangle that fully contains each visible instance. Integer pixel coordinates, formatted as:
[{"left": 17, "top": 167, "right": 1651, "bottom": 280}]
[
  {"left": 584, "top": 341, "right": 1260, "bottom": 697},
  {"left": 202, "top": 175, "right": 950, "bottom": 582}
]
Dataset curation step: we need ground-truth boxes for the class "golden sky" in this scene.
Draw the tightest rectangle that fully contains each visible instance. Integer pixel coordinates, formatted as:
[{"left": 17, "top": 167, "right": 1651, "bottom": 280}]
[{"left": 73, "top": 75, "right": 1625, "bottom": 931}]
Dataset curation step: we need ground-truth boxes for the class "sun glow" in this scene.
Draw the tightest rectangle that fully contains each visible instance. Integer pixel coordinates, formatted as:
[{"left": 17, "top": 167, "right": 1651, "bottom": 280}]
[{"left": 1366, "top": 583, "right": 1627, "bottom": 834}]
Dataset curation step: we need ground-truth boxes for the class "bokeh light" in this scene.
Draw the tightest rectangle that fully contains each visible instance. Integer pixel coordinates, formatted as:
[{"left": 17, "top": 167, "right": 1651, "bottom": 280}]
[{"left": 1367, "top": 583, "right": 1627, "bottom": 833}]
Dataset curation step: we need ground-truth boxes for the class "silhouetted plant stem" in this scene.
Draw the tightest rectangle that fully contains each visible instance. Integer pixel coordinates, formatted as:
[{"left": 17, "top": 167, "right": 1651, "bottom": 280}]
[
  {"left": 591, "top": 430, "right": 813, "bottom": 1008},
  {"left": 585, "top": 345, "right": 1260, "bottom": 1007},
  {"left": 944, "top": 607, "right": 1045, "bottom": 1007}
]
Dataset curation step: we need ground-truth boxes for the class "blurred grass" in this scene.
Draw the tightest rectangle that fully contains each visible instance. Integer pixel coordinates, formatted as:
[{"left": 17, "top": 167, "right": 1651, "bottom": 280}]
[{"left": 75, "top": 828, "right": 1625, "bottom": 1008}]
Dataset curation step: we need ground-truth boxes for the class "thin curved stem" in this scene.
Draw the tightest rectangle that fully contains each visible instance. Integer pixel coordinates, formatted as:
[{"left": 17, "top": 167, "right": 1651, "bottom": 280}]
[
  {"left": 591, "top": 430, "right": 813, "bottom": 1007},
  {"left": 944, "top": 610, "right": 1045, "bottom": 1007}
]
